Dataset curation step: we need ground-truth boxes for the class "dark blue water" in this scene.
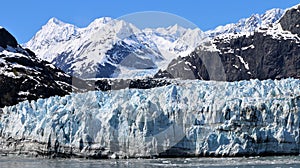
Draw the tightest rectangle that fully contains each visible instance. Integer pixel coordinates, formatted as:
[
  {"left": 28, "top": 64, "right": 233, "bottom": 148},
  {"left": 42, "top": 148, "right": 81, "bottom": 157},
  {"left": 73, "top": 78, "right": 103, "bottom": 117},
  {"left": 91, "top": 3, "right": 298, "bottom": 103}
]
[{"left": 0, "top": 156, "right": 299, "bottom": 168}]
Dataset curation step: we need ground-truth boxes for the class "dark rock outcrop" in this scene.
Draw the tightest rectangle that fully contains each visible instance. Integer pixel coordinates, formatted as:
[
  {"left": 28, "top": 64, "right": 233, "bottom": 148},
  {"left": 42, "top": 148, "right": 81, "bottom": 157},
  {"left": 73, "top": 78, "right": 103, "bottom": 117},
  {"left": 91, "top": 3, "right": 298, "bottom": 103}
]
[
  {"left": 0, "top": 28, "right": 18, "bottom": 48},
  {"left": 279, "top": 5, "right": 300, "bottom": 36},
  {"left": 87, "top": 78, "right": 171, "bottom": 91}
]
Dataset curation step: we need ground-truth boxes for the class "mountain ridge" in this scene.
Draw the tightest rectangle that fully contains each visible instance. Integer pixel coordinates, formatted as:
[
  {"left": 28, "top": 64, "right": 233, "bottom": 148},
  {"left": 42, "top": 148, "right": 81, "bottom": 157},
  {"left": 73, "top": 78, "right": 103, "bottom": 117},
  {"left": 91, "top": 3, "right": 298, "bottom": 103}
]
[
  {"left": 206, "top": 8, "right": 284, "bottom": 37},
  {"left": 23, "top": 6, "right": 290, "bottom": 79},
  {"left": 24, "top": 17, "right": 206, "bottom": 78}
]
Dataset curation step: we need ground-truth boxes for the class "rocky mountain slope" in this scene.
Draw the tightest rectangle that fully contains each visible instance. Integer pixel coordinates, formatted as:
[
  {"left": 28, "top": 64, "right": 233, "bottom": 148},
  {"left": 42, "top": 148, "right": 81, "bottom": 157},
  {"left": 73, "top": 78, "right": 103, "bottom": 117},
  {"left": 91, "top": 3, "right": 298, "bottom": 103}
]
[
  {"left": 0, "top": 28, "right": 89, "bottom": 108},
  {"left": 155, "top": 5, "right": 300, "bottom": 81}
]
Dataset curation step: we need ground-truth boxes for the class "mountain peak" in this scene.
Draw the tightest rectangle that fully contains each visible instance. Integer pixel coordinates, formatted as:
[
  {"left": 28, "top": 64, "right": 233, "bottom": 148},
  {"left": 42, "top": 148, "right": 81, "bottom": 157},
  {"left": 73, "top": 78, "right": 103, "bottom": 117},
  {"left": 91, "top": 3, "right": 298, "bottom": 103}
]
[
  {"left": 261, "top": 8, "right": 284, "bottom": 24},
  {"left": 151, "top": 24, "right": 187, "bottom": 38},
  {"left": 168, "top": 24, "right": 185, "bottom": 32},
  {"left": 46, "top": 17, "right": 66, "bottom": 26},
  {"left": 169, "top": 23, "right": 179, "bottom": 29},
  {"left": 87, "top": 17, "right": 113, "bottom": 29},
  {"left": 264, "top": 8, "right": 284, "bottom": 15},
  {"left": 96, "top": 17, "right": 113, "bottom": 24},
  {"left": 24, "top": 17, "right": 79, "bottom": 62}
]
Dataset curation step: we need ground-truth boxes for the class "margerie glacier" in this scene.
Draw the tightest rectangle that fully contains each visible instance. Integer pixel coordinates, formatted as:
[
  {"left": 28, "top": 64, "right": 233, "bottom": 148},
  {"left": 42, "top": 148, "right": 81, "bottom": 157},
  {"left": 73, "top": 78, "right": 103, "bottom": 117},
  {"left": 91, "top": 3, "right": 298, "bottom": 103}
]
[
  {"left": 1, "top": 3, "right": 300, "bottom": 159},
  {"left": 0, "top": 79, "right": 300, "bottom": 158}
]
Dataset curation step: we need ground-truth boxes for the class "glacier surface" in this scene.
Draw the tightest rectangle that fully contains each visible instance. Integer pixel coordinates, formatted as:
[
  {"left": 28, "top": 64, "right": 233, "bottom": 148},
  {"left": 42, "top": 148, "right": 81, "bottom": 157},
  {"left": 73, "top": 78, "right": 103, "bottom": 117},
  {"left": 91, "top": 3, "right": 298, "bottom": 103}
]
[{"left": 0, "top": 79, "right": 300, "bottom": 158}]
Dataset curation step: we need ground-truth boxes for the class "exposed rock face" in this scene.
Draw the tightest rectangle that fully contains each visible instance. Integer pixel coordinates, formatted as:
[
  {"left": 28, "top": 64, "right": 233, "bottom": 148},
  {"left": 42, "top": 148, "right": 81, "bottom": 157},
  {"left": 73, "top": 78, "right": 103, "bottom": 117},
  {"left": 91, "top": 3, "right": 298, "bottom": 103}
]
[
  {"left": 213, "top": 32, "right": 300, "bottom": 81},
  {"left": 280, "top": 5, "right": 300, "bottom": 36},
  {"left": 155, "top": 6, "right": 300, "bottom": 81},
  {"left": 0, "top": 28, "right": 88, "bottom": 108},
  {"left": 155, "top": 32, "right": 300, "bottom": 81},
  {"left": 0, "top": 28, "right": 18, "bottom": 48},
  {"left": 0, "top": 79, "right": 300, "bottom": 158},
  {"left": 88, "top": 78, "right": 171, "bottom": 91}
]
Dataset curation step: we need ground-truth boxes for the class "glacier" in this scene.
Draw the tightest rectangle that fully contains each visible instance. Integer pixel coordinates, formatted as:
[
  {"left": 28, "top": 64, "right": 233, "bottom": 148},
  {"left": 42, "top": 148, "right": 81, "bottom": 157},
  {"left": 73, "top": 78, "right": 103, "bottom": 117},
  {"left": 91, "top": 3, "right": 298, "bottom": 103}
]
[{"left": 0, "top": 78, "right": 300, "bottom": 158}]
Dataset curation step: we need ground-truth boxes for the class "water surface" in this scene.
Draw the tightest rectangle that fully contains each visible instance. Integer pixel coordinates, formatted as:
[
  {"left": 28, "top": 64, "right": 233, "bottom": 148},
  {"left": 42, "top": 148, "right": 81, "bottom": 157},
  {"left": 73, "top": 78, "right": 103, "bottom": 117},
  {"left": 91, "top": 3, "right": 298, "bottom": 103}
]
[{"left": 0, "top": 156, "right": 299, "bottom": 168}]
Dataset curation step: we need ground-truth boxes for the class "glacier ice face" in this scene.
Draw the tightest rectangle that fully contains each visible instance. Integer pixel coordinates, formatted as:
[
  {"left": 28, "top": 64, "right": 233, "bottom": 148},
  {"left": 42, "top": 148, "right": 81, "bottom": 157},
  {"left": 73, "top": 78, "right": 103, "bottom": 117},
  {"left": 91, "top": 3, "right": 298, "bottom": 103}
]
[{"left": 0, "top": 79, "right": 300, "bottom": 158}]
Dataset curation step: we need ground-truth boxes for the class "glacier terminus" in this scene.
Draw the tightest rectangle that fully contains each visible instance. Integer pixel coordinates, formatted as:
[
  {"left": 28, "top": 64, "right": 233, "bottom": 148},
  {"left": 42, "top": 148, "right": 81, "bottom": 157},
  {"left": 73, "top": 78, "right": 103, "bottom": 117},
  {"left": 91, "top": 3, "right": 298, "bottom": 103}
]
[{"left": 0, "top": 79, "right": 300, "bottom": 158}]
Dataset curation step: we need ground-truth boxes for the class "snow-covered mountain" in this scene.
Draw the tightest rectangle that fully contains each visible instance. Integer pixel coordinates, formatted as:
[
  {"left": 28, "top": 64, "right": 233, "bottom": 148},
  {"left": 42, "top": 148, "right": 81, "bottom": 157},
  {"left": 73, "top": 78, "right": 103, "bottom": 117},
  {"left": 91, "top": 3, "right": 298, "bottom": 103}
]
[
  {"left": 24, "top": 18, "right": 80, "bottom": 62},
  {"left": 24, "top": 18, "right": 205, "bottom": 79},
  {"left": 25, "top": 17, "right": 158, "bottom": 78},
  {"left": 24, "top": 7, "right": 289, "bottom": 79},
  {"left": 206, "top": 8, "right": 284, "bottom": 37},
  {"left": 1, "top": 78, "right": 300, "bottom": 157},
  {"left": 143, "top": 25, "right": 206, "bottom": 69}
]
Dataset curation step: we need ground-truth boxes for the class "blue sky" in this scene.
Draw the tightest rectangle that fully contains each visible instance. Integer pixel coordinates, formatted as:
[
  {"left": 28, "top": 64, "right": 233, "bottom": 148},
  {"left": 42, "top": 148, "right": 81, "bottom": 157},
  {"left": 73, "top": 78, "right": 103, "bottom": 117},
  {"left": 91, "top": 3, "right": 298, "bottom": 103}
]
[{"left": 0, "top": 0, "right": 299, "bottom": 43}]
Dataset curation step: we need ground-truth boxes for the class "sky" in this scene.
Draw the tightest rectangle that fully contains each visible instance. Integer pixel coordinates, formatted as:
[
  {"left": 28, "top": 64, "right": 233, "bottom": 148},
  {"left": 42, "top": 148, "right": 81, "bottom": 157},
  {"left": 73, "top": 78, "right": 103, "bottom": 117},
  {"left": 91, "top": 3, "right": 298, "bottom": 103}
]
[{"left": 0, "top": 0, "right": 299, "bottom": 43}]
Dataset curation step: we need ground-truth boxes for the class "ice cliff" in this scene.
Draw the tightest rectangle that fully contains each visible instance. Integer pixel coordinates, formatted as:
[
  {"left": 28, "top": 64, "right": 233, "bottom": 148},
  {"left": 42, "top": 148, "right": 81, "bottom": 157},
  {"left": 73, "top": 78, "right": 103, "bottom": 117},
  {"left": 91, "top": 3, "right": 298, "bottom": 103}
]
[{"left": 0, "top": 79, "right": 300, "bottom": 158}]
